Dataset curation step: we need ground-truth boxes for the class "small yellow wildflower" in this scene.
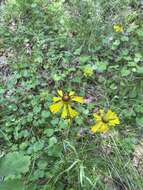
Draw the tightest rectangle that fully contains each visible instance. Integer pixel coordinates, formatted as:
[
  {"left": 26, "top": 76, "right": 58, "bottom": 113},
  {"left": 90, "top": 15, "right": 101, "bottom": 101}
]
[
  {"left": 50, "top": 90, "right": 84, "bottom": 119},
  {"left": 83, "top": 65, "right": 94, "bottom": 77},
  {"left": 91, "top": 109, "right": 120, "bottom": 133},
  {"left": 113, "top": 24, "right": 124, "bottom": 33}
]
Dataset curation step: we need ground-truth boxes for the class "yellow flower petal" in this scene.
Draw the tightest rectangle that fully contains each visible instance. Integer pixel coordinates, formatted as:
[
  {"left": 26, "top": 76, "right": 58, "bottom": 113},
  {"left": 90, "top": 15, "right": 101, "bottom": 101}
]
[
  {"left": 69, "top": 91, "right": 75, "bottom": 97},
  {"left": 91, "top": 123, "right": 101, "bottom": 133},
  {"left": 57, "top": 90, "right": 63, "bottom": 97},
  {"left": 91, "top": 122, "right": 109, "bottom": 133},
  {"left": 105, "top": 110, "right": 120, "bottom": 126},
  {"left": 99, "top": 123, "right": 109, "bottom": 132},
  {"left": 113, "top": 24, "right": 123, "bottom": 33},
  {"left": 68, "top": 105, "right": 78, "bottom": 118},
  {"left": 71, "top": 96, "right": 84, "bottom": 104},
  {"left": 105, "top": 110, "right": 115, "bottom": 119},
  {"left": 50, "top": 102, "right": 63, "bottom": 113},
  {"left": 93, "top": 113, "right": 102, "bottom": 122},
  {"left": 99, "top": 109, "right": 104, "bottom": 117},
  {"left": 61, "top": 104, "right": 68, "bottom": 118},
  {"left": 53, "top": 96, "right": 62, "bottom": 102},
  {"left": 83, "top": 67, "right": 93, "bottom": 77},
  {"left": 109, "top": 118, "right": 120, "bottom": 126}
]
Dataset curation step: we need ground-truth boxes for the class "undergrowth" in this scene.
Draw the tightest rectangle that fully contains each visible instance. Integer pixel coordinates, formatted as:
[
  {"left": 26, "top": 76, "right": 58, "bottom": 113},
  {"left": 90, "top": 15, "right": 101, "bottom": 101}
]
[{"left": 0, "top": 0, "right": 143, "bottom": 189}]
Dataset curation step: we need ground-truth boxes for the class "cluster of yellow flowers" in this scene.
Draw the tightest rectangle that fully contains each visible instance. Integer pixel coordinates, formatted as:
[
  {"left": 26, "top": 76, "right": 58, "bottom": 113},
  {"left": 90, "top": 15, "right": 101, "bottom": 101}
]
[
  {"left": 82, "top": 65, "right": 94, "bottom": 77},
  {"left": 50, "top": 90, "right": 120, "bottom": 133},
  {"left": 49, "top": 24, "right": 123, "bottom": 133},
  {"left": 113, "top": 24, "right": 124, "bottom": 33},
  {"left": 80, "top": 24, "right": 124, "bottom": 79}
]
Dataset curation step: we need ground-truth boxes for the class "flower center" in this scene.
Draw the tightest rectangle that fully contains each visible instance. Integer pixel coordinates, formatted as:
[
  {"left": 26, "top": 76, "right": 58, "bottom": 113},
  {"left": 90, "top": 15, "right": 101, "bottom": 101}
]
[
  {"left": 62, "top": 94, "right": 70, "bottom": 102},
  {"left": 102, "top": 116, "right": 109, "bottom": 123}
]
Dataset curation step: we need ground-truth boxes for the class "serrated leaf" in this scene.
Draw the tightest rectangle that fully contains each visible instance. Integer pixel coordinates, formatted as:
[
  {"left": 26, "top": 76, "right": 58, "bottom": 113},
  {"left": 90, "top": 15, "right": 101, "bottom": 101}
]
[
  {"left": 0, "top": 179, "right": 25, "bottom": 190},
  {"left": 0, "top": 152, "right": 31, "bottom": 177}
]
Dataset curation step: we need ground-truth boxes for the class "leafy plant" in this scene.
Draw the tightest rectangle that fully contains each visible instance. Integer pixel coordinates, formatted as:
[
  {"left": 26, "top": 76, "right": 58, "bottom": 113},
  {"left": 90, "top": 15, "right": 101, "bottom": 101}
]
[
  {"left": 0, "top": 151, "right": 31, "bottom": 177},
  {"left": 0, "top": 0, "right": 143, "bottom": 189}
]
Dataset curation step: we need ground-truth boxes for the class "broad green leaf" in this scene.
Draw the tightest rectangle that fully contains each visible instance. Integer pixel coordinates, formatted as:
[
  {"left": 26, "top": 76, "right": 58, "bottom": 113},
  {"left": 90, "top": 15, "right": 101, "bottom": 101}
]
[
  {"left": 37, "top": 160, "right": 48, "bottom": 170},
  {"left": 48, "top": 144, "right": 63, "bottom": 157},
  {"left": 121, "top": 68, "right": 131, "bottom": 76},
  {"left": 136, "top": 117, "right": 143, "bottom": 126},
  {"left": 121, "top": 36, "right": 129, "bottom": 42},
  {"left": 44, "top": 129, "right": 54, "bottom": 137},
  {"left": 94, "top": 61, "right": 108, "bottom": 72},
  {"left": 33, "top": 141, "right": 44, "bottom": 152},
  {"left": 41, "top": 111, "right": 50, "bottom": 118},
  {"left": 0, "top": 152, "right": 31, "bottom": 177},
  {"left": 33, "top": 106, "right": 41, "bottom": 114},
  {"left": 73, "top": 47, "right": 82, "bottom": 55},
  {"left": 137, "top": 30, "right": 143, "bottom": 37},
  {"left": 136, "top": 66, "right": 143, "bottom": 74},
  {"left": 49, "top": 137, "right": 57, "bottom": 147},
  {"left": 53, "top": 74, "right": 62, "bottom": 81},
  {"left": 0, "top": 179, "right": 24, "bottom": 190},
  {"left": 79, "top": 55, "right": 90, "bottom": 63}
]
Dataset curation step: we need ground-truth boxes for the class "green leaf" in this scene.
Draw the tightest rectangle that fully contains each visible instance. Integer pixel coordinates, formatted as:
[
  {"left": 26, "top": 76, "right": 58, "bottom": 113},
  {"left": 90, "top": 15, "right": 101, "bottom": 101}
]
[
  {"left": 134, "top": 105, "right": 143, "bottom": 113},
  {"left": 121, "top": 36, "right": 129, "bottom": 42},
  {"left": 111, "top": 40, "right": 120, "bottom": 49},
  {"left": 51, "top": 118, "right": 59, "bottom": 126},
  {"left": 37, "top": 160, "right": 48, "bottom": 170},
  {"left": 72, "top": 76, "right": 81, "bottom": 83},
  {"left": 41, "top": 111, "right": 50, "bottom": 118},
  {"left": 136, "top": 117, "right": 143, "bottom": 126},
  {"left": 121, "top": 68, "right": 131, "bottom": 76},
  {"left": 33, "top": 170, "right": 44, "bottom": 180},
  {"left": 53, "top": 74, "right": 62, "bottom": 81},
  {"left": 136, "top": 66, "right": 143, "bottom": 74},
  {"left": 33, "top": 106, "right": 41, "bottom": 114},
  {"left": 94, "top": 61, "right": 108, "bottom": 72},
  {"left": 0, "top": 179, "right": 25, "bottom": 190},
  {"left": 79, "top": 55, "right": 90, "bottom": 63},
  {"left": 49, "top": 137, "right": 57, "bottom": 147},
  {"left": 0, "top": 152, "right": 31, "bottom": 177},
  {"left": 137, "top": 30, "right": 143, "bottom": 37},
  {"left": 33, "top": 141, "right": 44, "bottom": 152},
  {"left": 44, "top": 129, "right": 54, "bottom": 137},
  {"left": 48, "top": 144, "right": 63, "bottom": 157},
  {"left": 113, "top": 40, "right": 120, "bottom": 46},
  {"left": 73, "top": 47, "right": 82, "bottom": 55},
  {"left": 59, "top": 120, "right": 68, "bottom": 129}
]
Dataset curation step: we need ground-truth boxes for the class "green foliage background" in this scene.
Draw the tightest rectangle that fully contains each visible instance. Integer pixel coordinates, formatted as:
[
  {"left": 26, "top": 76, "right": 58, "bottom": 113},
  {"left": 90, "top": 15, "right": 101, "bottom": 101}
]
[{"left": 0, "top": 0, "right": 143, "bottom": 189}]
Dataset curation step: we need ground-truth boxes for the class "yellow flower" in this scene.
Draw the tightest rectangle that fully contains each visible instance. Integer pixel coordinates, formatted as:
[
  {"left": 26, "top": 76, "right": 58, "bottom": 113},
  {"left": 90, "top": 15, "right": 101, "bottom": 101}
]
[
  {"left": 50, "top": 90, "right": 84, "bottom": 119},
  {"left": 91, "top": 109, "right": 120, "bottom": 133},
  {"left": 113, "top": 24, "right": 124, "bottom": 33},
  {"left": 83, "top": 66, "right": 94, "bottom": 77}
]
